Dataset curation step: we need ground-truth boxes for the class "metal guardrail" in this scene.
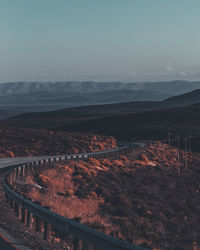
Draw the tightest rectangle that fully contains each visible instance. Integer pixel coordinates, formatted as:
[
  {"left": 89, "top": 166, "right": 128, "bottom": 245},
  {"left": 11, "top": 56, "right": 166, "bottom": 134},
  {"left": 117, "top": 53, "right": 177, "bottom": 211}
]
[{"left": 2, "top": 146, "right": 146, "bottom": 250}]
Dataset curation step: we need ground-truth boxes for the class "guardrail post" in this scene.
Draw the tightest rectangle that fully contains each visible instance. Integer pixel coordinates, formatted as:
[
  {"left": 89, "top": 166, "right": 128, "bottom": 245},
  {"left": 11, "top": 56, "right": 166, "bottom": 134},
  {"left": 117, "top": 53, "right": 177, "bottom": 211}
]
[
  {"left": 26, "top": 211, "right": 33, "bottom": 229},
  {"left": 21, "top": 207, "right": 27, "bottom": 225},
  {"left": 116, "top": 150, "right": 119, "bottom": 157},
  {"left": 14, "top": 202, "right": 20, "bottom": 217},
  {"left": 9, "top": 197, "right": 14, "bottom": 208},
  {"left": 5, "top": 193, "right": 8, "bottom": 203},
  {"left": 35, "top": 216, "right": 42, "bottom": 232},
  {"left": 19, "top": 166, "right": 22, "bottom": 177},
  {"left": 16, "top": 167, "right": 19, "bottom": 179},
  {"left": 25, "top": 164, "right": 29, "bottom": 175},
  {"left": 73, "top": 237, "right": 82, "bottom": 250},
  {"left": 12, "top": 169, "right": 16, "bottom": 182},
  {"left": 10, "top": 172, "right": 14, "bottom": 184},
  {"left": 7, "top": 174, "right": 10, "bottom": 184},
  {"left": 27, "top": 165, "right": 31, "bottom": 175},
  {"left": 8, "top": 174, "right": 12, "bottom": 185},
  {"left": 21, "top": 166, "right": 25, "bottom": 177},
  {"left": 18, "top": 205, "right": 22, "bottom": 219},
  {"left": 31, "top": 164, "right": 34, "bottom": 172},
  {"left": 43, "top": 221, "right": 51, "bottom": 241}
]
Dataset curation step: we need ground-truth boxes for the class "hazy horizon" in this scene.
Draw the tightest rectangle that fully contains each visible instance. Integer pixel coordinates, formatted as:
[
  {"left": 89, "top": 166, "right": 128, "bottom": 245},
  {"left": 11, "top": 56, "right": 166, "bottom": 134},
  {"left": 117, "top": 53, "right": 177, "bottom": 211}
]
[
  {"left": 1, "top": 0, "right": 200, "bottom": 82},
  {"left": 1, "top": 79, "right": 200, "bottom": 84}
]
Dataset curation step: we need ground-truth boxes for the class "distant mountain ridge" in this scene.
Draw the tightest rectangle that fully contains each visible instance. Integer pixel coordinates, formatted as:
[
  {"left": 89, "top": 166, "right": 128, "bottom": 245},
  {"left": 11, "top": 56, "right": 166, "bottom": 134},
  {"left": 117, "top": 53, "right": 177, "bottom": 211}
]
[
  {"left": 0, "top": 80, "right": 200, "bottom": 120},
  {"left": 0, "top": 88, "right": 170, "bottom": 106},
  {"left": 0, "top": 80, "right": 200, "bottom": 106},
  {"left": 1, "top": 81, "right": 200, "bottom": 97}
]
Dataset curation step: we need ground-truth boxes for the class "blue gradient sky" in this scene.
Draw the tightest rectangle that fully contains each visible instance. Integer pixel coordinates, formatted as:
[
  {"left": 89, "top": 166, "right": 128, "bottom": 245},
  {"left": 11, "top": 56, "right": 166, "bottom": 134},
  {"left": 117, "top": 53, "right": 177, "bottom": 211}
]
[{"left": 0, "top": 0, "right": 200, "bottom": 82}]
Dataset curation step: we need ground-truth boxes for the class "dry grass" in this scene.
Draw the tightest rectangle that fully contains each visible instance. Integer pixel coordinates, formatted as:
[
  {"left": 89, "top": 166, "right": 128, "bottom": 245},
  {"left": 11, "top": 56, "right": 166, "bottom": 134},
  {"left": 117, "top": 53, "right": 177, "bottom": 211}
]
[
  {"left": 13, "top": 143, "right": 200, "bottom": 249},
  {"left": 0, "top": 127, "right": 117, "bottom": 157}
]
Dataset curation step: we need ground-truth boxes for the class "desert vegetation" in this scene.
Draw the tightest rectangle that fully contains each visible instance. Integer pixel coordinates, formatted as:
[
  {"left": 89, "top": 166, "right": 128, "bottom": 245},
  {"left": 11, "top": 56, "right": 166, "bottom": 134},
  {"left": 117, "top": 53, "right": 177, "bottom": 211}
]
[
  {"left": 0, "top": 126, "right": 117, "bottom": 158},
  {"left": 13, "top": 142, "right": 200, "bottom": 249}
]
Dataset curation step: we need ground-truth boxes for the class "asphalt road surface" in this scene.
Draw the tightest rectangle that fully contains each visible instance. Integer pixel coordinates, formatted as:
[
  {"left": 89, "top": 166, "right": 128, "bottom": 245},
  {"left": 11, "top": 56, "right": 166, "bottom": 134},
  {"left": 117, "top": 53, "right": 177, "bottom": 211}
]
[{"left": 0, "top": 155, "right": 60, "bottom": 170}]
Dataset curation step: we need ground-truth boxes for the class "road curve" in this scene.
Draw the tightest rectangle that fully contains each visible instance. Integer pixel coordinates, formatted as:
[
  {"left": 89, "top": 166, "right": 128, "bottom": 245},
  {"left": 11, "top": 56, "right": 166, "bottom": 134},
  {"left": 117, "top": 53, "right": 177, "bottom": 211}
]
[
  {"left": 0, "top": 155, "right": 60, "bottom": 170},
  {"left": 1, "top": 144, "right": 146, "bottom": 250},
  {"left": 0, "top": 142, "right": 145, "bottom": 172}
]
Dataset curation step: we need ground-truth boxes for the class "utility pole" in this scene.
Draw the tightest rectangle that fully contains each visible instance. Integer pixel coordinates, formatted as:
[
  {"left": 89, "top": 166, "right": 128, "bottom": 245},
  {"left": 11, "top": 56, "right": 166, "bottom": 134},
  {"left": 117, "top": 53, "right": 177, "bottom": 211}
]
[
  {"left": 188, "top": 134, "right": 191, "bottom": 153},
  {"left": 176, "top": 136, "right": 181, "bottom": 175},
  {"left": 184, "top": 137, "right": 188, "bottom": 169},
  {"left": 168, "top": 132, "right": 171, "bottom": 145}
]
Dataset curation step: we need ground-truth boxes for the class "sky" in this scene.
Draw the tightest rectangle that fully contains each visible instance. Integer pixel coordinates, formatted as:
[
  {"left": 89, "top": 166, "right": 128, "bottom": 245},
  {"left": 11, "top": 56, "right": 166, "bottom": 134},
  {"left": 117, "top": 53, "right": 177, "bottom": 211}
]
[{"left": 0, "top": 0, "right": 200, "bottom": 82}]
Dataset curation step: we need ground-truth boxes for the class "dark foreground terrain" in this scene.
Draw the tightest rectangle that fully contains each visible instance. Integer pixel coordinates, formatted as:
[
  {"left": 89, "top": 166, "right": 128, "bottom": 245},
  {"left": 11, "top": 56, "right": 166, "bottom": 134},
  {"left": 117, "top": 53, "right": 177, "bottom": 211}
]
[
  {"left": 2, "top": 88, "right": 200, "bottom": 128},
  {"left": 61, "top": 103, "right": 200, "bottom": 151},
  {"left": 1, "top": 89, "right": 200, "bottom": 151}
]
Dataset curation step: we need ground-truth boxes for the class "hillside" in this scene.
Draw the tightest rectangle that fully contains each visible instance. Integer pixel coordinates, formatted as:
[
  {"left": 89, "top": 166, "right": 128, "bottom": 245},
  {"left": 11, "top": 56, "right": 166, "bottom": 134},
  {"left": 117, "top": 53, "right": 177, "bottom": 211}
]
[
  {"left": 0, "top": 109, "right": 22, "bottom": 120},
  {"left": 165, "top": 89, "right": 200, "bottom": 104},
  {"left": 13, "top": 142, "right": 200, "bottom": 249},
  {"left": 1, "top": 100, "right": 176, "bottom": 129},
  {"left": 0, "top": 105, "right": 68, "bottom": 121},
  {"left": 58, "top": 103, "right": 200, "bottom": 151},
  {"left": 0, "top": 127, "right": 116, "bottom": 158},
  {"left": 2, "top": 89, "right": 200, "bottom": 129},
  {"left": 2, "top": 98, "right": 200, "bottom": 151}
]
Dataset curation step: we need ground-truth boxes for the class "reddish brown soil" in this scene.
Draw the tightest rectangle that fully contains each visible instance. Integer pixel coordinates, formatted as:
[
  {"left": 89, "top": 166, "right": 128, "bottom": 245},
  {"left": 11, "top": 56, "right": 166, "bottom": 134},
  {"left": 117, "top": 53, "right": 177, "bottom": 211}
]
[
  {"left": 0, "top": 126, "right": 117, "bottom": 158},
  {"left": 14, "top": 143, "right": 200, "bottom": 249}
]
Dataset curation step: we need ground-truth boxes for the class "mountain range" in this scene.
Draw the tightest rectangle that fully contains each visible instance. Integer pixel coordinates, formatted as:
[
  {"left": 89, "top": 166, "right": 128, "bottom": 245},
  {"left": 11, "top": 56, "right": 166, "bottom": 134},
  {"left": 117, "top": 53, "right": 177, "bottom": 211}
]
[
  {"left": 0, "top": 81, "right": 200, "bottom": 105},
  {"left": 0, "top": 80, "right": 200, "bottom": 120},
  {"left": 1, "top": 86, "right": 200, "bottom": 131}
]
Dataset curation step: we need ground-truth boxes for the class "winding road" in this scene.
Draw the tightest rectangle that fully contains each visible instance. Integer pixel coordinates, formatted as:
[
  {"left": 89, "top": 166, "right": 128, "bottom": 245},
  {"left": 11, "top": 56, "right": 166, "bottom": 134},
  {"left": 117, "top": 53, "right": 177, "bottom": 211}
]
[
  {"left": 0, "top": 143, "right": 146, "bottom": 250},
  {"left": 0, "top": 155, "right": 62, "bottom": 171}
]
